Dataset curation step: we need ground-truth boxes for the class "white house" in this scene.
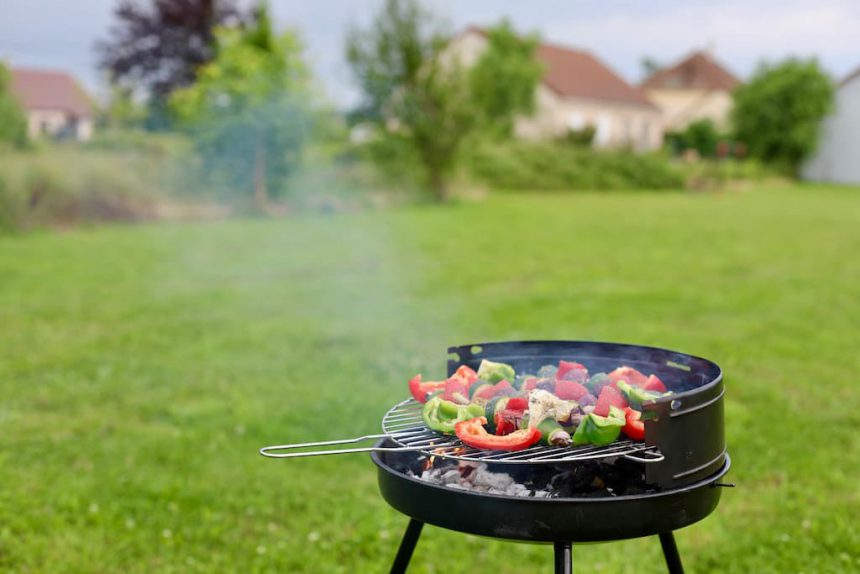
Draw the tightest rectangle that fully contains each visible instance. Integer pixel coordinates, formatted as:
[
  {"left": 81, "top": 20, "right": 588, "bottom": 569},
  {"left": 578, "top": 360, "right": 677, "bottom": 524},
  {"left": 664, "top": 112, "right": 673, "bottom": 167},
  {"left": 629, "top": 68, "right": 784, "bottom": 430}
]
[
  {"left": 641, "top": 51, "right": 740, "bottom": 132},
  {"left": 803, "top": 67, "right": 860, "bottom": 185},
  {"left": 9, "top": 67, "right": 94, "bottom": 142},
  {"left": 448, "top": 27, "right": 663, "bottom": 151}
]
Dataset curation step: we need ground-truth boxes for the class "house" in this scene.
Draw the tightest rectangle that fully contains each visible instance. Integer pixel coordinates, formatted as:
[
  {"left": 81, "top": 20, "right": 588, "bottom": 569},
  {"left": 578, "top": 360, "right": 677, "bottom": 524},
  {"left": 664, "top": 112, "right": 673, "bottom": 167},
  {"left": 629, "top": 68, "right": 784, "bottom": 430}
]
[
  {"left": 9, "top": 67, "right": 94, "bottom": 141},
  {"left": 641, "top": 51, "right": 740, "bottom": 132},
  {"left": 449, "top": 28, "right": 663, "bottom": 151},
  {"left": 803, "top": 67, "right": 860, "bottom": 185}
]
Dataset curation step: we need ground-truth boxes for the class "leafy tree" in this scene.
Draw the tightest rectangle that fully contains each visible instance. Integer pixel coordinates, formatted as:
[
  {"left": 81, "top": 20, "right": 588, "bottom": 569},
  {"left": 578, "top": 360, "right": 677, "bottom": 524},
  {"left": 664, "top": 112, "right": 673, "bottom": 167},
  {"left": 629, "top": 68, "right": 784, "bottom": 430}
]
[
  {"left": 732, "top": 59, "right": 834, "bottom": 173},
  {"left": 170, "top": 5, "right": 310, "bottom": 207},
  {"left": 100, "top": 83, "right": 148, "bottom": 129},
  {"left": 681, "top": 119, "right": 720, "bottom": 157},
  {"left": 346, "top": 0, "right": 541, "bottom": 201},
  {"left": 96, "top": 0, "right": 253, "bottom": 115},
  {"left": 469, "top": 20, "right": 543, "bottom": 137},
  {"left": 0, "top": 63, "right": 27, "bottom": 148}
]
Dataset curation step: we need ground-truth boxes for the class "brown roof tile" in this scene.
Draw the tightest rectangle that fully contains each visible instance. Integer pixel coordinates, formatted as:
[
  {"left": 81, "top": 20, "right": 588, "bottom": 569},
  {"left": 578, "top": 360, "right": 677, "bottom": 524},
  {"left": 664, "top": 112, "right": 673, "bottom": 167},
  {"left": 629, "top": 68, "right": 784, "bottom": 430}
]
[
  {"left": 536, "top": 42, "right": 656, "bottom": 109},
  {"left": 642, "top": 51, "right": 740, "bottom": 91},
  {"left": 461, "top": 27, "right": 657, "bottom": 109},
  {"left": 10, "top": 68, "right": 93, "bottom": 117}
]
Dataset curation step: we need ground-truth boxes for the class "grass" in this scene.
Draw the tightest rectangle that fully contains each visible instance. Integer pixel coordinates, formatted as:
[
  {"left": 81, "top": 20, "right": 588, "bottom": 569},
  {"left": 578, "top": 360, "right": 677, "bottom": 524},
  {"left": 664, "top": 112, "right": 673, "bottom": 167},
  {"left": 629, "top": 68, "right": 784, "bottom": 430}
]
[{"left": 1, "top": 183, "right": 859, "bottom": 573}]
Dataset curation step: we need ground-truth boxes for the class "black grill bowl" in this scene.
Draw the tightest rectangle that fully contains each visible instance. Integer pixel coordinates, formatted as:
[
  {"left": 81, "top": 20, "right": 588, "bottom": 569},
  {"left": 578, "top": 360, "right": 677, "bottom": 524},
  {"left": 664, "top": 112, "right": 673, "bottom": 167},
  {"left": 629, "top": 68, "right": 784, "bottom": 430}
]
[{"left": 373, "top": 442, "right": 731, "bottom": 543}]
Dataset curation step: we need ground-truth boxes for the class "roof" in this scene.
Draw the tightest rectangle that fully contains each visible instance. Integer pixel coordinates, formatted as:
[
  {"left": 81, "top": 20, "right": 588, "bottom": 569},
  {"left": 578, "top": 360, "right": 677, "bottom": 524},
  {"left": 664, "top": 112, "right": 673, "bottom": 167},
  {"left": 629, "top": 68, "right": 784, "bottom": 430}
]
[
  {"left": 462, "top": 27, "right": 657, "bottom": 109},
  {"left": 642, "top": 51, "right": 740, "bottom": 91},
  {"left": 9, "top": 68, "right": 93, "bottom": 117},
  {"left": 841, "top": 65, "right": 860, "bottom": 88}
]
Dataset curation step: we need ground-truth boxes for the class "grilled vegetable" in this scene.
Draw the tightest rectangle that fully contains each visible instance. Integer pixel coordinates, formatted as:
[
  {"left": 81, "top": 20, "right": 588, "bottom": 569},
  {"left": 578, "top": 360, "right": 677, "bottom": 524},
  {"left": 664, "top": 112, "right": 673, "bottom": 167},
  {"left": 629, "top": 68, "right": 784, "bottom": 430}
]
[
  {"left": 408, "top": 375, "right": 446, "bottom": 403},
  {"left": 572, "top": 406, "right": 626, "bottom": 446},
  {"left": 616, "top": 381, "right": 668, "bottom": 410},
  {"left": 556, "top": 360, "right": 588, "bottom": 382},
  {"left": 409, "top": 359, "right": 667, "bottom": 450},
  {"left": 472, "top": 380, "right": 516, "bottom": 404},
  {"left": 422, "top": 396, "right": 484, "bottom": 434},
  {"left": 622, "top": 407, "right": 645, "bottom": 441},
  {"left": 536, "top": 417, "right": 571, "bottom": 447},
  {"left": 443, "top": 377, "right": 471, "bottom": 404},
  {"left": 454, "top": 417, "right": 542, "bottom": 451},
  {"left": 476, "top": 360, "right": 516, "bottom": 384},
  {"left": 555, "top": 379, "right": 589, "bottom": 401},
  {"left": 468, "top": 380, "right": 493, "bottom": 399},
  {"left": 452, "top": 365, "right": 479, "bottom": 384},
  {"left": 643, "top": 375, "right": 667, "bottom": 393},
  {"left": 586, "top": 372, "right": 611, "bottom": 394},
  {"left": 483, "top": 396, "right": 511, "bottom": 433},
  {"left": 593, "top": 385, "right": 628, "bottom": 416},
  {"left": 607, "top": 366, "right": 648, "bottom": 387}
]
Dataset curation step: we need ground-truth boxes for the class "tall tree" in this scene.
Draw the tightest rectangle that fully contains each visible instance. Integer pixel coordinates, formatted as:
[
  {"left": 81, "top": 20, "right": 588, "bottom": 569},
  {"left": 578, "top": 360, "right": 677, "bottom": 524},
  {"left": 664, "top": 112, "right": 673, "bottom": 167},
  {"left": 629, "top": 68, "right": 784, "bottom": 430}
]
[
  {"left": 0, "top": 63, "right": 28, "bottom": 147},
  {"left": 732, "top": 59, "right": 834, "bottom": 173},
  {"left": 170, "top": 5, "right": 310, "bottom": 208},
  {"left": 96, "top": 0, "right": 251, "bottom": 105},
  {"left": 346, "top": 1, "right": 541, "bottom": 201}
]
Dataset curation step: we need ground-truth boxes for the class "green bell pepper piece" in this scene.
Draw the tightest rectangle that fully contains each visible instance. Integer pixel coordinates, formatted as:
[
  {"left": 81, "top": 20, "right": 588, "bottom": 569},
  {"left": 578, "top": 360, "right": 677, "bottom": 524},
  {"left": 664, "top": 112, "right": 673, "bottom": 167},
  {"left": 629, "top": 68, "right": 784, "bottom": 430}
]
[
  {"left": 422, "top": 396, "right": 484, "bottom": 434},
  {"left": 536, "top": 416, "right": 571, "bottom": 447},
  {"left": 476, "top": 360, "right": 516, "bottom": 384},
  {"left": 572, "top": 406, "right": 626, "bottom": 446},
  {"left": 616, "top": 381, "right": 668, "bottom": 410}
]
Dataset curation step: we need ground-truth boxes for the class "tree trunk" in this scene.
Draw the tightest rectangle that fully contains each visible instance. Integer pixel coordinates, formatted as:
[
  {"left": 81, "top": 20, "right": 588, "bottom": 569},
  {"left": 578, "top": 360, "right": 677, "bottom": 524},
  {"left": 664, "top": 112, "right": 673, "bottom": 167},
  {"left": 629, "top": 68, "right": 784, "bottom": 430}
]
[
  {"left": 253, "top": 134, "right": 268, "bottom": 211},
  {"left": 428, "top": 169, "right": 449, "bottom": 203}
]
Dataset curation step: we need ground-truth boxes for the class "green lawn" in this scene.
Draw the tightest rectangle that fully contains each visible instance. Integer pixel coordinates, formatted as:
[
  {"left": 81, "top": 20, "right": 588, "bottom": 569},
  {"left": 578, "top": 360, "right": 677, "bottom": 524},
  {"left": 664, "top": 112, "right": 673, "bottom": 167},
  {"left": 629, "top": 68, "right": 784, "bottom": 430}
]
[{"left": 1, "top": 184, "right": 859, "bottom": 573}]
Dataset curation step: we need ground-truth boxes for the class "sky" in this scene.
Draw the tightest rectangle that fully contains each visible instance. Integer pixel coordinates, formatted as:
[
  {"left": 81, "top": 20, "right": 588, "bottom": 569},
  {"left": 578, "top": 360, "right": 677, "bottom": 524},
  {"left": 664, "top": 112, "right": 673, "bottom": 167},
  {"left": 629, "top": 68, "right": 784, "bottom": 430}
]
[{"left": 2, "top": 0, "right": 859, "bottom": 107}]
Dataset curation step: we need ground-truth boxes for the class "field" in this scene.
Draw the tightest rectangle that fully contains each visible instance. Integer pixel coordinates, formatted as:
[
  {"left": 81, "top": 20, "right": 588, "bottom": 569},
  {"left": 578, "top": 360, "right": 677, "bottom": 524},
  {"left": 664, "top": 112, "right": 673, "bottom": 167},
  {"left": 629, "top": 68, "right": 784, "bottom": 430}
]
[{"left": 1, "top": 184, "right": 859, "bottom": 573}]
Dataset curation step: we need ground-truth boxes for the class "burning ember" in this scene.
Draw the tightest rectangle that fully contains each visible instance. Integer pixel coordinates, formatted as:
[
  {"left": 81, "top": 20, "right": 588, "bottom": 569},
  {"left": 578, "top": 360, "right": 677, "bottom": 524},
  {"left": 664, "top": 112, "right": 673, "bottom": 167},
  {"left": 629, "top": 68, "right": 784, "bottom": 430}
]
[
  {"left": 415, "top": 461, "right": 550, "bottom": 497},
  {"left": 408, "top": 453, "right": 655, "bottom": 498}
]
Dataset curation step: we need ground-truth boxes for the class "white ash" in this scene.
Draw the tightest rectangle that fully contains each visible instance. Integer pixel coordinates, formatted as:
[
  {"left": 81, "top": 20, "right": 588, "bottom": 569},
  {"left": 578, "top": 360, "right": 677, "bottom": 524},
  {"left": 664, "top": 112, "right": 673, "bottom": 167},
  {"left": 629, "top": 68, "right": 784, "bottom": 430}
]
[{"left": 413, "top": 461, "right": 550, "bottom": 498}]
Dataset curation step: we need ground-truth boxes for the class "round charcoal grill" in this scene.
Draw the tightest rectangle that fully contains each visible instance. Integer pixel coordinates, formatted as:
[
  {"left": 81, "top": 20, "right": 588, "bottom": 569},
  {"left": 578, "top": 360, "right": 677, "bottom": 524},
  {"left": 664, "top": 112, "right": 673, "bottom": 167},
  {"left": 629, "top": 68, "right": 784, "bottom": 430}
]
[{"left": 261, "top": 341, "right": 732, "bottom": 573}]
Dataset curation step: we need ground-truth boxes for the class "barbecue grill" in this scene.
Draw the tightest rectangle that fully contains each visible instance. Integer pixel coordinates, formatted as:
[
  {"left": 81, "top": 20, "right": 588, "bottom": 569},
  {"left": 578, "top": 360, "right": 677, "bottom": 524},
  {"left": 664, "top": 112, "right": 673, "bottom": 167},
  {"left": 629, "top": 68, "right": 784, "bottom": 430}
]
[{"left": 261, "top": 340, "right": 732, "bottom": 573}]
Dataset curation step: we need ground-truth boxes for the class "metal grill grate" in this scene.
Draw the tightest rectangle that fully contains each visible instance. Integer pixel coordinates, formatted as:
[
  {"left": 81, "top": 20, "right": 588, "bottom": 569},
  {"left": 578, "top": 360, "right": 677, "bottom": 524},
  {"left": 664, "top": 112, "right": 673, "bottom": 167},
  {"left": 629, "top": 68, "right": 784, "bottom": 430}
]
[{"left": 381, "top": 398, "right": 664, "bottom": 465}]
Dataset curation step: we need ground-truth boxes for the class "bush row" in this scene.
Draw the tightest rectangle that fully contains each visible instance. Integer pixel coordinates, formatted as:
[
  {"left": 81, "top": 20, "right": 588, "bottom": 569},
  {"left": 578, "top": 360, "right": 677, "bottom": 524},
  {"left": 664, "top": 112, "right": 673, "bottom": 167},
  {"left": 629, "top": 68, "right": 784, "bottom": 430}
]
[
  {"left": 0, "top": 141, "right": 189, "bottom": 232},
  {"left": 465, "top": 142, "right": 687, "bottom": 191}
]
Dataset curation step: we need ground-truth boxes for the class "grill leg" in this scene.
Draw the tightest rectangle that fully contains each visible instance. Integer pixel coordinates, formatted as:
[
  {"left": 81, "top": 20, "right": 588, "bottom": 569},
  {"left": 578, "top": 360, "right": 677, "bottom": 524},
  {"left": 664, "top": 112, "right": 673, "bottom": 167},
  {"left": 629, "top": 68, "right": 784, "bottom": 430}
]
[
  {"left": 659, "top": 532, "right": 684, "bottom": 574},
  {"left": 553, "top": 541, "right": 572, "bottom": 574},
  {"left": 389, "top": 519, "right": 424, "bottom": 574}
]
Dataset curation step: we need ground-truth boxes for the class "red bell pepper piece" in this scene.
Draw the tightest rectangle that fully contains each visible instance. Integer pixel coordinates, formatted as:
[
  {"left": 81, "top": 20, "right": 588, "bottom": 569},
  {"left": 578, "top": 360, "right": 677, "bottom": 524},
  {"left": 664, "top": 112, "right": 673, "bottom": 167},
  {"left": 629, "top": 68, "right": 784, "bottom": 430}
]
[
  {"left": 594, "top": 385, "right": 628, "bottom": 416},
  {"left": 607, "top": 366, "right": 648, "bottom": 387},
  {"left": 452, "top": 365, "right": 479, "bottom": 384},
  {"left": 408, "top": 375, "right": 446, "bottom": 403},
  {"left": 555, "top": 379, "right": 590, "bottom": 401},
  {"left": 642, "top": 374, "right": 667, "bottom": 393},
  {"left": 622, "top": 407, "right": 645, "bottom": 441},
  {"left": 455, "top": 417, "right": 542, "bottom": 451}
]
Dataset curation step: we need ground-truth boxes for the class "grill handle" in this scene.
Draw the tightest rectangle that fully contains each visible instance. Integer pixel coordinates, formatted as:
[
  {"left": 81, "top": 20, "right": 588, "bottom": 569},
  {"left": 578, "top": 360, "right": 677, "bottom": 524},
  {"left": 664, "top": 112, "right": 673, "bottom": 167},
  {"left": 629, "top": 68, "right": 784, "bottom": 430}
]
[{"left": 260, "top": 433, "right": 431, "bottom": 459}]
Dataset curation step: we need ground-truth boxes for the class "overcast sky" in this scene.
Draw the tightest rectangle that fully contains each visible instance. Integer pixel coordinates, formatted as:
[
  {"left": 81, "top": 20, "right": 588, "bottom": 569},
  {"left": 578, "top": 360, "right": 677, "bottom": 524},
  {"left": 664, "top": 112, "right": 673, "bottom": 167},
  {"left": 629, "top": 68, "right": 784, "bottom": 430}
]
[{"left": 2, "top": 0, "right": 859, "bottom": 107}]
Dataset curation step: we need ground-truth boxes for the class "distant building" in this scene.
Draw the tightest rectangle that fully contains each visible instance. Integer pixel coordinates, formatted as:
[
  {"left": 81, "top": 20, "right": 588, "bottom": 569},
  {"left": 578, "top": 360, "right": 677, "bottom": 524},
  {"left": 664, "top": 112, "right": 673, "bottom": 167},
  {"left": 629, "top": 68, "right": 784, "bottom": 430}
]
[
  {"left": 803, "top": 67, "right": 860, "bottom": 185},
  {"left": 9, "top": 67, "right": 94, "bottom": 141},
  {"left": 449, "top": 27, "right": 663, "bottom": 151},
  {"left": 642, "top": 51, "right": 740, "bottom": 132}
]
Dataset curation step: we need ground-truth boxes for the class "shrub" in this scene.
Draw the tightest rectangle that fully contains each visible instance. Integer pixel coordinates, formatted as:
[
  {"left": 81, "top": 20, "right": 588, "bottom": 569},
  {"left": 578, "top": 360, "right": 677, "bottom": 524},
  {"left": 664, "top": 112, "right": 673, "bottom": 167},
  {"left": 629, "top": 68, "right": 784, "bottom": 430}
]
[
  {"left": 465, "top": 142, "right": 685, "bottom": 191},
  {"left": 0, "top": 145, "right": 174, "bottom": 231}
]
